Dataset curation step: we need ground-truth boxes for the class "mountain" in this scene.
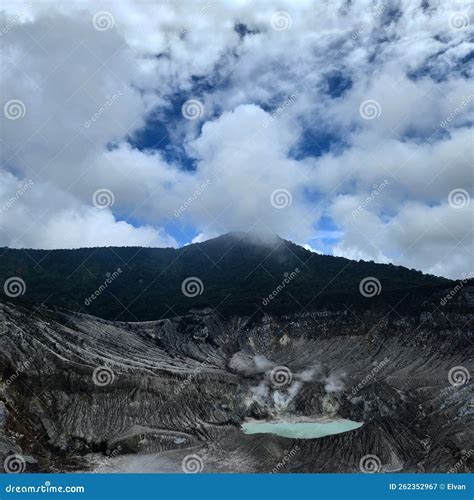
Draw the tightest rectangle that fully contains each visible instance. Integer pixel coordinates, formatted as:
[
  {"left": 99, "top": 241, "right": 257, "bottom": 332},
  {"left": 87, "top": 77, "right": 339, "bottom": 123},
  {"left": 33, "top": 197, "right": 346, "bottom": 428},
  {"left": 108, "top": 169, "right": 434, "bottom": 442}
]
[
  {"left": 0, "top": 232, "right": 450, "bottom": 321},
  {"left": 0, "top": 297, "right": 472, "bottom": 473},
  {"left": 0, "top": 233, "right": 471, "bottom": 474}
]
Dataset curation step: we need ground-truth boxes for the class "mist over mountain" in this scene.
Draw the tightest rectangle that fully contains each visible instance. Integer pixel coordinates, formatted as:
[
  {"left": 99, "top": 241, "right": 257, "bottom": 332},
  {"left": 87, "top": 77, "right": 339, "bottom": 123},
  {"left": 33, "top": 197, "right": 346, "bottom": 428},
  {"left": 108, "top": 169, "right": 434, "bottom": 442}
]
[{"left": 0, "top": 232, "right": 449, "bottom": 321}]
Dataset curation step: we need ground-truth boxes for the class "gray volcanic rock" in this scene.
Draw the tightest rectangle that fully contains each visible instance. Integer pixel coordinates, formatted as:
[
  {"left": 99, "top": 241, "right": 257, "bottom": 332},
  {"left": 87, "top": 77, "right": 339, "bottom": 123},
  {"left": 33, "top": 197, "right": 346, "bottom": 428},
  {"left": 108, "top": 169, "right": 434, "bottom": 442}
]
[{"left": 0, "top": 295, "right": 472, "bottom": 473}]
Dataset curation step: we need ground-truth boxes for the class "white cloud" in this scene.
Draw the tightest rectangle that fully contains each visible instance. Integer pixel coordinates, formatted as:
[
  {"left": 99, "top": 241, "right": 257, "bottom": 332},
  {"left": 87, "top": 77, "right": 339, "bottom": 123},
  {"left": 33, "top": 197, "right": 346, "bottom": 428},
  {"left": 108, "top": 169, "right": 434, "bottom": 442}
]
[
  {"left": 0, "top": 1, "right": 472, "bottom": 277},
  {"left": 331, "top": 196, "right": 472, "bottom": 279},
  {"left": 300, "top": 243, "right": 319, "bottom": 254},
  {"left": 0, "top": 171, "right": 176, "bottom": 249}
]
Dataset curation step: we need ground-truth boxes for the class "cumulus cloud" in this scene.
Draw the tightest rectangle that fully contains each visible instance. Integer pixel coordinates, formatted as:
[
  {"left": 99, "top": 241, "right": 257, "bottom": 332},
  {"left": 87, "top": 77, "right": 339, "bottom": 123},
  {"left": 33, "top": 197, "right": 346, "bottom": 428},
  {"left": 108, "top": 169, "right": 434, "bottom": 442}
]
[
  {"left": 0, "top": 171, "right": 176, "bottom": 249},
  {"left": 0, "top": 0, "right": 472, "bottom": 277}
]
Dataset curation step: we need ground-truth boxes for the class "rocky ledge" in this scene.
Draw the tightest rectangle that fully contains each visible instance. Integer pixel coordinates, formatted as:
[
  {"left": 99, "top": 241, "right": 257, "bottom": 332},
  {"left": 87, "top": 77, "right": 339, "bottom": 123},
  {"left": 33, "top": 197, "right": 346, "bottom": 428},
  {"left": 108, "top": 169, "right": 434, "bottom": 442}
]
[{"left": 0, "top": 296, "right": 472, "bottom": 473}]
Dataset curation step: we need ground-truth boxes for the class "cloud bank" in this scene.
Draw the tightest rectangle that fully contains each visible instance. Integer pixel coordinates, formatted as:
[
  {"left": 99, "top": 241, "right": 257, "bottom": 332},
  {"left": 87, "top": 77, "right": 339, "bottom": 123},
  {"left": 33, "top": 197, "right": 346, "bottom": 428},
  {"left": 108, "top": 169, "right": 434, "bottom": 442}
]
[{"left": 0, "top": 0, "right": 472, "bottom": 277}]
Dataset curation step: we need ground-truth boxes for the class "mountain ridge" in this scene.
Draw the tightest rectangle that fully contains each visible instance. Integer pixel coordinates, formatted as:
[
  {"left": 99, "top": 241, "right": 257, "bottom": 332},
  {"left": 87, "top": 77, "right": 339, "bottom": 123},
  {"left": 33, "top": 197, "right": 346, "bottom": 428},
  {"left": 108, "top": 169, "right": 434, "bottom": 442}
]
[
  {"left": 0, "top": 232, "right": 451, "bottom": 321},
  {"left": 0, "top": 230, "right": 450, "bottom": 272}
]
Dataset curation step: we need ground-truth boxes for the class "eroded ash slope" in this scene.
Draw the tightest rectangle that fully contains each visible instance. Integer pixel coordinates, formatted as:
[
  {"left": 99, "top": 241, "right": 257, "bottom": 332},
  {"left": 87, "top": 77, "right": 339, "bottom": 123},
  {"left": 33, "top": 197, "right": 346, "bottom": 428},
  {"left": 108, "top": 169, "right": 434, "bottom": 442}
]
[{"left": 0, "top": 293, "right": 472, "bottom": 473}]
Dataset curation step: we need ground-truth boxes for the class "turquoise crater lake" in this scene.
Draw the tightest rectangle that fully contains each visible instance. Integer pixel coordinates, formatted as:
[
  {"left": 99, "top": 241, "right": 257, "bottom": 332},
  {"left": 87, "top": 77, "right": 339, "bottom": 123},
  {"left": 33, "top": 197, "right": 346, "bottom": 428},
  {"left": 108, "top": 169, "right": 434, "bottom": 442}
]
[{"left": 241, "top": 420, "right": 363, "bottom": 439}]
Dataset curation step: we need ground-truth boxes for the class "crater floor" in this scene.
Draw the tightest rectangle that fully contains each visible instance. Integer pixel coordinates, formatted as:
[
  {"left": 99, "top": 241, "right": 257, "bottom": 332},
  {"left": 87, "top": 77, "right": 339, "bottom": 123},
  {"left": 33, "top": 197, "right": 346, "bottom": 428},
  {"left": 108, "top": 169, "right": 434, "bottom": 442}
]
[{"left": 0, "top": 299, "right": 472, "bottom": 473}]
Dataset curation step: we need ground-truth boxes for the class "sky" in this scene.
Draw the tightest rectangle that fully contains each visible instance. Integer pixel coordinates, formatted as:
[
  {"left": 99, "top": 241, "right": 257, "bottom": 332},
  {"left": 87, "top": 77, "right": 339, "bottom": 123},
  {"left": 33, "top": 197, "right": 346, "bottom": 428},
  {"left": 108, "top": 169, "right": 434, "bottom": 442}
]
[{"left": 0, "top": 0, "right": 472, "bottom": 279}]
